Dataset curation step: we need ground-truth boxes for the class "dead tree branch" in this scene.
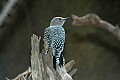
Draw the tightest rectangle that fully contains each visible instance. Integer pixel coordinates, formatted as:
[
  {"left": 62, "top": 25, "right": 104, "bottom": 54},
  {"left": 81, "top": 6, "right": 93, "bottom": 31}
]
[
  {"left": 7, "top": 34, "right": 76, "bottom": 80},
  {"left": 0, "top": 0, "right": 18, "bottom": 26},
  {"left": 71, "top": 14, "right": 120, "bottom": 40}
]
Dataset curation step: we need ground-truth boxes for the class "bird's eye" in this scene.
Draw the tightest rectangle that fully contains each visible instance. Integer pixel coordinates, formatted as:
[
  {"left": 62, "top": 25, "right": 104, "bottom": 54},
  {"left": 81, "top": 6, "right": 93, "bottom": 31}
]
[{"left": 59, "top": 18, "right": 61, "bottom": 20}]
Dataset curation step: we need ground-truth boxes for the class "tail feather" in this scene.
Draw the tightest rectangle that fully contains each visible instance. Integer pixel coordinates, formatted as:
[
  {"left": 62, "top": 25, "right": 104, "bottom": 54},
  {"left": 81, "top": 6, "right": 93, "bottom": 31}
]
[
  {"left": 53, "top": 56, "right": 56, "bottom": 70},
  {"left": 59, "top": 54, "right": 63, "bottom": 67},
  {"left": 53, "top": 51, "right": 64, "bottom": 70}
]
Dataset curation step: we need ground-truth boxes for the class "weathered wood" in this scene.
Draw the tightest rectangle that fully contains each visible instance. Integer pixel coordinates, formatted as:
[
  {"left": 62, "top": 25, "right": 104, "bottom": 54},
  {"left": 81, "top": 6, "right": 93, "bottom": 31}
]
[
  {"left": 7, "top": 34, "right": 76, "bottom": 80},
  {"left": 0, "top": 0, "right": 18, "bottom": 26},
  {"left": 31, "top": 34, "right": 42, "bottom": 80},
  {"left": 71, "top": 14, "right": 120, "bottom": 40}
]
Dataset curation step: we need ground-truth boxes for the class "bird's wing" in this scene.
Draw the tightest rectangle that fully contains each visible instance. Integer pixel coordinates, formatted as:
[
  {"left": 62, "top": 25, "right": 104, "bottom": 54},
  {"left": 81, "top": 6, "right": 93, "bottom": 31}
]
[{"left": 44, "top": 27, "right": 52, "bottom": 48}]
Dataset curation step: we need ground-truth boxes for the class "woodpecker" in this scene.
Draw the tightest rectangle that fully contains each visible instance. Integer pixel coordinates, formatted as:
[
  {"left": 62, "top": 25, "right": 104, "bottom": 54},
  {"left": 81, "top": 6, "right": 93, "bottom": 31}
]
[{"left": 44, "top": 17, "right": 69, "bottom": 70}]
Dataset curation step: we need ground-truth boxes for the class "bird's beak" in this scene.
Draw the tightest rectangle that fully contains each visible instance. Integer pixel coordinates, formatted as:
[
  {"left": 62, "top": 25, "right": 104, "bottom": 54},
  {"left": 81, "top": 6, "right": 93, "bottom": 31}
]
[{"left": 63, "top": 17, "right": 70, "bottom": 20}]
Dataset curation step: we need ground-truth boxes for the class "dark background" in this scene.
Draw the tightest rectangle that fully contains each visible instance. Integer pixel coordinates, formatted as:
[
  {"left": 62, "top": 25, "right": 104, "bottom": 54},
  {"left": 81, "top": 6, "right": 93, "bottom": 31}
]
[{"left": 0, "top": 0, "right": 120, "bottom": 80}]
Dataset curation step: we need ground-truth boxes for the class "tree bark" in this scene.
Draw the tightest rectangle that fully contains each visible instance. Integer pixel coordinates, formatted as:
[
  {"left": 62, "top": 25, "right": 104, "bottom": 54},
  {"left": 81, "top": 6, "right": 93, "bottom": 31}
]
[
  {"left": 7, "top": 34, "right": 76, "bottom": 80},
  {"left": 71, "top": 14, "right": 120, "bottom": 40},
  {"left": 0, "top": 0, "right": 18, "bottom": 26}
]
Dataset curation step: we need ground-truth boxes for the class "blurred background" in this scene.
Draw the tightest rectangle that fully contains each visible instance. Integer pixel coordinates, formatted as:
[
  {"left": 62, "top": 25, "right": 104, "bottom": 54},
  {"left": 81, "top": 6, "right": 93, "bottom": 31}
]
[{"left": 0, "top": 0, "right": 120, "bottom": 80}]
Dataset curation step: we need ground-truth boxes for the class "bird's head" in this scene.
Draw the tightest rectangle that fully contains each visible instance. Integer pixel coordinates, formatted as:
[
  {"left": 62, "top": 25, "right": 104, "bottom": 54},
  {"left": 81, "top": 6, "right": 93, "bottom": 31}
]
[{"left": 50, "top": 17, "right": 70, "bottom": 26}]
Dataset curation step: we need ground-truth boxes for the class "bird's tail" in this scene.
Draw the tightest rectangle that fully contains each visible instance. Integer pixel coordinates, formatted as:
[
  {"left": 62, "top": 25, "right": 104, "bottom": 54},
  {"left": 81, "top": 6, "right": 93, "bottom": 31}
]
[
  {"left": 59, "top": 54, "right": 64, "bottom": 67},
  {"left": 53, "top": 56, "right": 56, "bottom": 70},
  {"left": 53, "top": 52, "right": 64, "bottom": 70}
]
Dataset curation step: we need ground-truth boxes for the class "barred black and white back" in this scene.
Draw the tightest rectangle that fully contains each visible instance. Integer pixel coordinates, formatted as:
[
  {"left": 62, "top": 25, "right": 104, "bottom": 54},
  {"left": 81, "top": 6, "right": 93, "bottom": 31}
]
[
  {"left": 44, "top": 17, "right": 69, "bottom": 70},
  {"left": 44, "top": 26, "right": 65, "bottom": 70}
]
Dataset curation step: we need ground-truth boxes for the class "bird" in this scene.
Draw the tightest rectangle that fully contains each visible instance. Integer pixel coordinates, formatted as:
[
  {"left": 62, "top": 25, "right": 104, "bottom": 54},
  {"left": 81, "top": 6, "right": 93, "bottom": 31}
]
[{"left": 44, "top": 17, "right": 69, "bottom": 70}]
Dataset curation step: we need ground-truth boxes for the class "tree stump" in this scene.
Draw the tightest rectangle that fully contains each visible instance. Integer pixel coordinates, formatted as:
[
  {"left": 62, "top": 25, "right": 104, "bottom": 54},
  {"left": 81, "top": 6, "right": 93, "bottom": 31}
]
[{"left": 7, "top": 34, "right": 76, "bottom": 80}]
